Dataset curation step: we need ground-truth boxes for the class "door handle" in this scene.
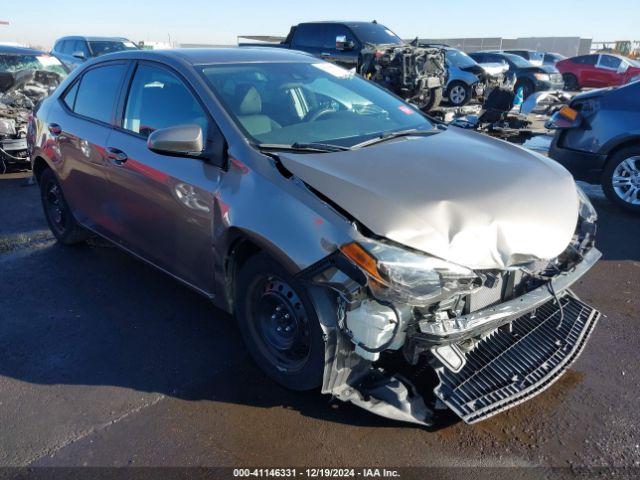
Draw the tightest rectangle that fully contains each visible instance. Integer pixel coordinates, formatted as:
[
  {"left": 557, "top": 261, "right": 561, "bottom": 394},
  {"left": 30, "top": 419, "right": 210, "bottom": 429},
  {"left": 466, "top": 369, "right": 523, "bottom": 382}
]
[
  {"left": 48, "top": 123, "right": 62, "bottom": 135},
  {"left": 320, "top": 52, "right": 333, "bottom": 57},
  {"left": 106, "top": 147, "right": 128, "bottom": 164}
]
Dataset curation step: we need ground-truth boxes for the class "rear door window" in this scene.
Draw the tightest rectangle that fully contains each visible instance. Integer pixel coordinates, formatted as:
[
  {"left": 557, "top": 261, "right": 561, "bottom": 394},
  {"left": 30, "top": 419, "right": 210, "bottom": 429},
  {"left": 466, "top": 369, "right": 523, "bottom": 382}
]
[
  {"left": 72, "top": 63, "right": 127, "bottom": 123},
  {"left": 122, "top": 64, "right": 208, "bottom": 138},
  {"left": 292, "top": 24, "right": 326, "bottom": 48},
  {"left": 574, "top": 55, "right": 598, "bottom": 65}
]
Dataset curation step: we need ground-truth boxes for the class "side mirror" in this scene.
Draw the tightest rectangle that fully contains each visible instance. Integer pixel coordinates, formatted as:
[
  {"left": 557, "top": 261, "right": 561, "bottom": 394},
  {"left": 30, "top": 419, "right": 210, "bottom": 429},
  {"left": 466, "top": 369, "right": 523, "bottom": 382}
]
[
  {"left": 147, "top": 124, "right": 204, "bottom": 157},
  {"left": 72, "top": 51, "right": 86, "bottom": 60},
  {"left": 545, "top": 106, "right": 582, "bottom": 130},
  {"left": 618, "top": 62, "right": 629, "bottom": 74},
  {"left": 336, "top": 35, "right": 354, "bottom": 51}
]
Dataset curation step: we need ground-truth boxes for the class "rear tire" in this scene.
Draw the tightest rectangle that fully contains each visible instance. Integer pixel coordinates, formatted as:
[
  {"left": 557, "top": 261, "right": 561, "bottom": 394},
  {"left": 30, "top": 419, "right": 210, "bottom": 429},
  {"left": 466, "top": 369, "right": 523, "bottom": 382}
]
[
  {"left": 235, "top": 252, "right": 325, "bottom": 391},
  {"left": 447, "top": 81, "right": 471, "bottom": 106},
  {"left": 40, "top": 168, "right": 90, "bottom": 245},
  {"left": 563, "top": 73, "right": 579, "bottom": 91},
  {"left": 602, "top": 146, "right": 640, "bottom": 214}
]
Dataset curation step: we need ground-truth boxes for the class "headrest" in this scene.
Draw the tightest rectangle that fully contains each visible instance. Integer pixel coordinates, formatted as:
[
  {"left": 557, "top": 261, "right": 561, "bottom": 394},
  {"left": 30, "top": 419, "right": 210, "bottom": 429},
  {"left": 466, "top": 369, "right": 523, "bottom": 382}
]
[{"left": 236, "top": 85, "right": 262, "bottom": 115}]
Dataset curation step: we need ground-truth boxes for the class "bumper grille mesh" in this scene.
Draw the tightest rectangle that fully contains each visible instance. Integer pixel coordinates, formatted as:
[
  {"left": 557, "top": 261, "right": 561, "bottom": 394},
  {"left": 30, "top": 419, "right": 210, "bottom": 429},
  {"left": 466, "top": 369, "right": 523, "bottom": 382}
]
[{"left": 435, "top": 293, "right": 600, "bottom": 424}]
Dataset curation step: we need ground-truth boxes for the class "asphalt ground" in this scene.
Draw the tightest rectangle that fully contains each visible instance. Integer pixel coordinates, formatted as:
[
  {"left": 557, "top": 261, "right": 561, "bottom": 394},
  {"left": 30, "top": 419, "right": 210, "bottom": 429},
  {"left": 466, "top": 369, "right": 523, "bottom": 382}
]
[{"left": 0, "top": 171, "right": 639, "bottom": 478}]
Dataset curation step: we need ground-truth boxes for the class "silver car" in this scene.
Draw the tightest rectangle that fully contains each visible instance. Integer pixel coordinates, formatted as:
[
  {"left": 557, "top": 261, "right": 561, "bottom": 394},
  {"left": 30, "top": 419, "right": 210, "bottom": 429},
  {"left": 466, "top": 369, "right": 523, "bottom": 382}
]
[{"left": 29, "top": 48, "right": 601, "bottom": 426}]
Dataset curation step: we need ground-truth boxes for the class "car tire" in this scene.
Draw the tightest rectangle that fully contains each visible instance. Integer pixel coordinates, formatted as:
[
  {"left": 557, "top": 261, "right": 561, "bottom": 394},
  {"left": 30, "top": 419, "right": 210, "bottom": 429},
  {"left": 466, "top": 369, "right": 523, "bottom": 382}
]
[
  {"left": 515, "top": 79, "right": 535, "bottom": 99},
  {"left": 602, "top": 146, "right": 640, "bottom": 214},
  {"left": 563, "top": 73, "right": 579, "bottom": 91},
  {"left": 40, "top": 168, "right": 90, "bottom": 245},
  {"left": 447, "top": 81, "right": 471, "bottom": 106},
  {"left": 235, "top": 252, "right": 325, "bottom": 391},
  {"left": 420, "top": 87, "right": 443, "bottom": 112}
]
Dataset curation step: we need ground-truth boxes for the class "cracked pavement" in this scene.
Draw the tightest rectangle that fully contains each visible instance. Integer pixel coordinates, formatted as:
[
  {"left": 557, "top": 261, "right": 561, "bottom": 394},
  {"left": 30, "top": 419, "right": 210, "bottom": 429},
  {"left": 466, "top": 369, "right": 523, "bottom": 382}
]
[{"left": 0, "top": 173, "right": 639, "bottom": 471}]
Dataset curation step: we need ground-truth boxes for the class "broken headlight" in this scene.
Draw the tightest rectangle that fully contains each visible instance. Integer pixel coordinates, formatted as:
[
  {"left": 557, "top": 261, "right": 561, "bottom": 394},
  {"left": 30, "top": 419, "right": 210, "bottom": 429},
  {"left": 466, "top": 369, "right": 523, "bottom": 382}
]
[
  {"left": 341, "top": 240, "right": 480, "bottom": 305},
  {"left": 577, "top": 184, "right": 597, "bottom": 224}
]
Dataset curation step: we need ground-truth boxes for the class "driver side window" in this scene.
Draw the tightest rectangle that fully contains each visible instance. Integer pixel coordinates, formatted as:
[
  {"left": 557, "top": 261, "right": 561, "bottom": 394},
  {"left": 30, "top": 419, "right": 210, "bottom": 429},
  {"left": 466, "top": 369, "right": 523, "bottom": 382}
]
[
  {"left": 598, "top": 55, "right": 621, "bottom": 70},
  {"left": 123, "top": 64, "right": 208, "bottom": 138}
]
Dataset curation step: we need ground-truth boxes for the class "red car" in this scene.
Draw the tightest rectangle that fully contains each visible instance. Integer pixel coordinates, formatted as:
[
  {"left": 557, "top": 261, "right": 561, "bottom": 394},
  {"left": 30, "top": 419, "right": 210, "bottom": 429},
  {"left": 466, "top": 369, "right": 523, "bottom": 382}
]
[{"left": 557, "top": 53, "right": 640, "bottom": 90}]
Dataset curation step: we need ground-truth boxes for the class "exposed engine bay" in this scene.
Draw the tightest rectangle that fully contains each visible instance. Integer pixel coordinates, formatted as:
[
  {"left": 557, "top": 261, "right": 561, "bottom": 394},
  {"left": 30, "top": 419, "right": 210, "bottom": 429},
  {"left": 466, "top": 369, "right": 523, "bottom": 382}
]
[
  {"left": 0, "top": 69, "right": 63, "bottom": 173},
  {"left": 299, "top": 201, "right": 600, "bottom": 426},
  {"left": 358, "top": 43, "right": 447, "bottom": 111},
  {"left": 279, "top": 130, "right": 601, "bottom": 425}
]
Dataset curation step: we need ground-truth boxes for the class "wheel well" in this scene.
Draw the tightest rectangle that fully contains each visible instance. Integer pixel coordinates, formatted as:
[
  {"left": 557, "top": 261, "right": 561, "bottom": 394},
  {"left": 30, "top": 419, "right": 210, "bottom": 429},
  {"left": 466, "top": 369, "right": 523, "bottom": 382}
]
[
  {"left": 225, "top": 236, "right": 262, "bottom": 314},
  {"left": 31, "top": 156, "right": 49, "bottom": 183},
  {"left": 604, "top": 138, "right": 640, "bottom": 167}
]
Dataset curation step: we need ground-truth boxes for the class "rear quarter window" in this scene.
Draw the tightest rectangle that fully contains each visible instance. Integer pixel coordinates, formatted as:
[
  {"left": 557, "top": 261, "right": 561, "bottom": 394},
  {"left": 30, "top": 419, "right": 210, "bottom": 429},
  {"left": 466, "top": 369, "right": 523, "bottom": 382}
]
[{"left": 71, "top": 63, "right": 127, "bottom": 123}]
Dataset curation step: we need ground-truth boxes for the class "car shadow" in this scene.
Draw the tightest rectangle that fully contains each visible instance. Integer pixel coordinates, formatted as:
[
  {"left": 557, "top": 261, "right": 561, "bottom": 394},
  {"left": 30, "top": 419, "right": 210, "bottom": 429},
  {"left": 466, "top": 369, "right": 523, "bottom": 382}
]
[{"left": 0, "top": 240, "right": 412, "bottom": 430}]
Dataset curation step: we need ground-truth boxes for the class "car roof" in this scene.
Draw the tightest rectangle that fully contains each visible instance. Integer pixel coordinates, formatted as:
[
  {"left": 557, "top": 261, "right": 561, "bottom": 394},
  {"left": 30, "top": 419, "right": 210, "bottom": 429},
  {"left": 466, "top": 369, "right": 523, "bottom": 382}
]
[
  {"left": 504, "top": 49, "right": 539, "bottom": 53},
  {"left": 56, "top": 36, "right": 131, "bottom": 42},
  {"left": 91, "top": 47, "right": 318, "bottom": 65},
  {"left": 0, "top": 45, "right": 45, "bottom": 55},
  {"left": 299, "top": 21, "right": 386, "bottom": 27}
]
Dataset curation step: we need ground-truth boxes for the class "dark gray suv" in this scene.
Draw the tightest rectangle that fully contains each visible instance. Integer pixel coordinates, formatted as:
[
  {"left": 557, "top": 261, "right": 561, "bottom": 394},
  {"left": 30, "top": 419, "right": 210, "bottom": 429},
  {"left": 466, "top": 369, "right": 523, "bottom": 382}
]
[
  {"left": 29, "top": 48, "right": 601, "bottom": 426},
  {"left": 548, "top": 80, "right": 640, "bottom": 213}
]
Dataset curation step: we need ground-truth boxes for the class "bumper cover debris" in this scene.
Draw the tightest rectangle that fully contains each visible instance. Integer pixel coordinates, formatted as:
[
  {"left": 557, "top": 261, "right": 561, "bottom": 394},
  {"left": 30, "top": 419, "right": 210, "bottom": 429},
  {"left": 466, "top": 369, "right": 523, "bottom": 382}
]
[{"left": 434, "top": 291, "right": 600, "bottom": 424}]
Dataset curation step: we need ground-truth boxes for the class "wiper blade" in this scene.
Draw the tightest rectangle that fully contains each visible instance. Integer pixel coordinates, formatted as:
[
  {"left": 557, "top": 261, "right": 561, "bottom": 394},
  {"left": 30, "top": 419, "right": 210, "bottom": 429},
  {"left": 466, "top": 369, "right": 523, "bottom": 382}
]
[
  {"left": 255, "top": 142, "right": 350, "bottom": 153},
  {"left": 352, "top": 128, "right": 442, "bottom": 149}
]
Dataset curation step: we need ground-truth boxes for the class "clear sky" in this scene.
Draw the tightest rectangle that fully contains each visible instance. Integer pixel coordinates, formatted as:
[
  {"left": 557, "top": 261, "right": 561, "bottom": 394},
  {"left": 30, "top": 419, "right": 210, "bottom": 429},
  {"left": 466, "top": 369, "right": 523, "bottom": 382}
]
[{"left": 0, "top": 0, "right": 636, "bottom": 49}]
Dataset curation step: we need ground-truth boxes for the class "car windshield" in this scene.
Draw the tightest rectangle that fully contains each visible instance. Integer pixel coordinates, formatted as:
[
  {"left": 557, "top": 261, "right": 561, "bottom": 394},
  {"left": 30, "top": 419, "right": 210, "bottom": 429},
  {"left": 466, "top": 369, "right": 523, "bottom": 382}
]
[
  {"left": 0, "top": 53, "right": 67, "bottom": 76},
  {"left": 200, "top": 62, "right": 434, "bottom": 148},
  {"left": 628, "top": 58, "right": 640, "bottom": 67},
  {"left": 88, "top": 40, "right": 138, "bottom": 57},
  {"left": 502, "top": 53, "right": 532, "bottom": 68},
  {"left": 349, "top": 24, "right": 403, "bottom": 46},
  {"left": 446, "top": 49, "right": 477, "bottom": 68}
]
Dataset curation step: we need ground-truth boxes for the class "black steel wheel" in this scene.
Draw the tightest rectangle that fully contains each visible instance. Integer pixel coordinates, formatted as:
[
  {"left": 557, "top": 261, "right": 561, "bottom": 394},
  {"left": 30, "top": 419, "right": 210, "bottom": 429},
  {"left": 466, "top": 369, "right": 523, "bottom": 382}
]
[
  {"left": 40, "top": 168, "right": 90, "bottom": 244},
  {"left": 563, "top": 73, "right": 580, "bottom": 91},
  {"left": 235, "top": 252, "right": 325, "bottom": 390}
]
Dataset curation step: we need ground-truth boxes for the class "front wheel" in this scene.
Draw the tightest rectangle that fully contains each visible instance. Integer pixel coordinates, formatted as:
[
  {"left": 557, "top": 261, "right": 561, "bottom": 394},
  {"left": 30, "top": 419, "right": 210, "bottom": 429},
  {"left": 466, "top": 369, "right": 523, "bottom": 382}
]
[
  {"left": 40, "top": 168, "right": 90, "bottom": 244},
  {"left": 419, "top": 87, "right": 443, "bottom": 112},
  {"left": 602, "top": 147, "right": 640, "bottom": 214},
  {"left": 447, "top": 81, "right": 471, "bottom": 106},
  {"left": 235, "top": 253, "right": 325, "bottom": 390}
]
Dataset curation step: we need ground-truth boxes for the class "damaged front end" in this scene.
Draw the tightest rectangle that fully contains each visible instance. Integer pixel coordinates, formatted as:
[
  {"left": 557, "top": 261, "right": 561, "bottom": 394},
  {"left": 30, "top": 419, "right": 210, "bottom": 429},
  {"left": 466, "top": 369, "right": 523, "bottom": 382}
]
[
  {"left": 1, "top": 69, "right": 63, "bottom": 173},
  {"left": 301, "top": 188, "right": 601, "bottom": 426},
  {"left": 358, "top": 44, "right": 446, "bottom": 112}
]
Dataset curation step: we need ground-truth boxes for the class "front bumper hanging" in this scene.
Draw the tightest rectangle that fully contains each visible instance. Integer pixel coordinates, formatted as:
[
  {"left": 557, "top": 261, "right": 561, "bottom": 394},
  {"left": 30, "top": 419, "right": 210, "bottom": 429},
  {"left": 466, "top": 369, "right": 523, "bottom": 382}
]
[{"left": 434, "top": 291, "right": 600, "bottom": 424}]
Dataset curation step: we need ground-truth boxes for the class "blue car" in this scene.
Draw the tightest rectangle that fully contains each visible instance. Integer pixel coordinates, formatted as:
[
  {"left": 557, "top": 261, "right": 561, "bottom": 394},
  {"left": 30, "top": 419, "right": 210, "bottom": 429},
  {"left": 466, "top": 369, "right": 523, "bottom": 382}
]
[{"left": 548, "top": 80, "right": 640, "bottom": 213}]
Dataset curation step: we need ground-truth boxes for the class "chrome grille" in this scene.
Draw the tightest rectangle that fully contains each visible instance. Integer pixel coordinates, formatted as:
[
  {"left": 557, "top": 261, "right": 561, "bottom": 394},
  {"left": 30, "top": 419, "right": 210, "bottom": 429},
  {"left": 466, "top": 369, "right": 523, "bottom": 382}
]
[{"left": 435, "top": 292, "right": 600, "bottom": 424}]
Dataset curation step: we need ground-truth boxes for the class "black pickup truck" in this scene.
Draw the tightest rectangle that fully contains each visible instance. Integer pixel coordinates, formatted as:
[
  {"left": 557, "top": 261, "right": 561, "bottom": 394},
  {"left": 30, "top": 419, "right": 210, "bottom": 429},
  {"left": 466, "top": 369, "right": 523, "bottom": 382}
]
[{"left": 239, "top": 21, "right": 447, "bottom": 111}]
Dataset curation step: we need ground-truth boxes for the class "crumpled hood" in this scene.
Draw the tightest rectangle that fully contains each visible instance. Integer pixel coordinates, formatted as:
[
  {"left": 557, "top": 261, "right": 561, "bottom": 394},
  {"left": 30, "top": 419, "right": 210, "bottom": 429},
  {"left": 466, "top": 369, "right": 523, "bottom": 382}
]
[{"left": 279, "top": 127, "right": 580, "bottom": 270}]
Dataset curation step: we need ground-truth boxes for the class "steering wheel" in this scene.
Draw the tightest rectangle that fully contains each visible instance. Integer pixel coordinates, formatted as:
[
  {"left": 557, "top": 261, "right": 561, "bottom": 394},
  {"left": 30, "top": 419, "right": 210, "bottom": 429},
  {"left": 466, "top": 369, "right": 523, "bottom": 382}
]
[{"left": 304, "top": 105, "right": 337, "bottom": 122}]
